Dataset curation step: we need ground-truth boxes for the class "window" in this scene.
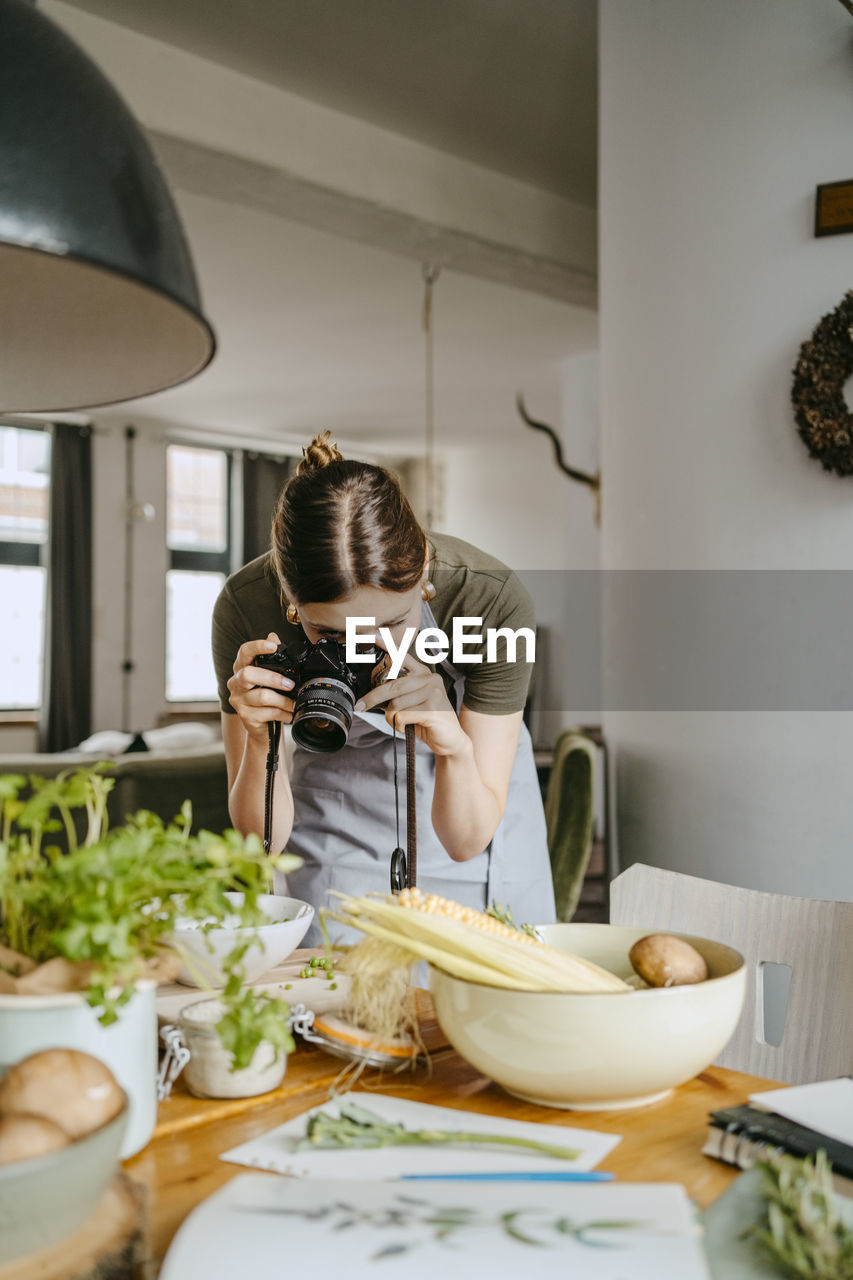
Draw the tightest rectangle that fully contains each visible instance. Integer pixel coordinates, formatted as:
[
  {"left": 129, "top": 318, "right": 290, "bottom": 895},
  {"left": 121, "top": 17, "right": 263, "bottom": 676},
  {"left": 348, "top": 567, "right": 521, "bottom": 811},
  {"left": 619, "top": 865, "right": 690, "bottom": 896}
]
[
  {"left": 166, "top": 444, "right": 231, "bottom": 702},
  {"left": 0, "top": 425, "right": 50, "bottom": 710}
]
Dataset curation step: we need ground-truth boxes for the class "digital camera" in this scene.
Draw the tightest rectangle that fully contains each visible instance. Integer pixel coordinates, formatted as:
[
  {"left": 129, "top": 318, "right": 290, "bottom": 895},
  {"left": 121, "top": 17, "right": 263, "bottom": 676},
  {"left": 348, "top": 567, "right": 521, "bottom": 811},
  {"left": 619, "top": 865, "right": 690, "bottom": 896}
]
[{"left": 253, "top": 636, "right": 379, "bottom": 753}]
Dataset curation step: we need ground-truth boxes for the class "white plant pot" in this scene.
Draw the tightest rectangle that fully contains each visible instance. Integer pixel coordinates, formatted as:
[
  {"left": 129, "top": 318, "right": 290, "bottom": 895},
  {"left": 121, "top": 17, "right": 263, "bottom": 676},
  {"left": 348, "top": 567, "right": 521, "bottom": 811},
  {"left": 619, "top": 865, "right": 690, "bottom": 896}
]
[{"left": 0, "top": 983, "right": 157, "bottom": 1157}]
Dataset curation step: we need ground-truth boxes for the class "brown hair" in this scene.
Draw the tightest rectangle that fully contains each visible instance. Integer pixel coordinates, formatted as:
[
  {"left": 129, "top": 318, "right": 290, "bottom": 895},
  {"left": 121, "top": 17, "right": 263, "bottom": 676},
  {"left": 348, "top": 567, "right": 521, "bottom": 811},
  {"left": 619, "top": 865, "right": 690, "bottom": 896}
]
[{"left": 271, "top": 431, "right": 427, "bottom": 603}]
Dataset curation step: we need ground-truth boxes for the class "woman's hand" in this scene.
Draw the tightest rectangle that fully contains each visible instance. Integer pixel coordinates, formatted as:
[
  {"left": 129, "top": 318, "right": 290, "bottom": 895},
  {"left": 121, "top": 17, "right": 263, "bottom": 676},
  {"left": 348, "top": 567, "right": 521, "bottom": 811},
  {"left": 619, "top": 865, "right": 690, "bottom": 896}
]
[
  {"left": 226, "top": 633, "right": 295, "bottom": 743},
  {"left": 356, "top": 653, "right": 469, "bottom": 757}
]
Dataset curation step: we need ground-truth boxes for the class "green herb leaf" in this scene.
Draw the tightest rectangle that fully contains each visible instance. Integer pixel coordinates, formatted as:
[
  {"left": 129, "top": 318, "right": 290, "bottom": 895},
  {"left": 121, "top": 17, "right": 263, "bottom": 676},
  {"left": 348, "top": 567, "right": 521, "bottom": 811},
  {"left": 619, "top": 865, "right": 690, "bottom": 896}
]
[
  {"left": 215, "top": 989, "right": 295, "bottom": 1071},
  {"left": 0, "top": 764, "right": 302, "bottom": 1069},
  {"left": 485, "top": 900, "right": 541, "bottom": 940},
  {"left": 748, "top": 1151, "right": 853, "bottom": 1279},
  {"left": 297, "top": 1097, "right": 581, "bottom": 1161}
]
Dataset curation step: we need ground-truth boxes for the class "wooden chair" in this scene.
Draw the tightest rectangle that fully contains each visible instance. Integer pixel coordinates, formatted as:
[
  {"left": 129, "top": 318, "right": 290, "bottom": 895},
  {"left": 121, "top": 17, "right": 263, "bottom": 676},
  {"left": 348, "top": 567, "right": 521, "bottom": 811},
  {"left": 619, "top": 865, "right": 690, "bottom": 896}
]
[{"left": 609, "top": 862, "right": 853, "bottom": 1084}]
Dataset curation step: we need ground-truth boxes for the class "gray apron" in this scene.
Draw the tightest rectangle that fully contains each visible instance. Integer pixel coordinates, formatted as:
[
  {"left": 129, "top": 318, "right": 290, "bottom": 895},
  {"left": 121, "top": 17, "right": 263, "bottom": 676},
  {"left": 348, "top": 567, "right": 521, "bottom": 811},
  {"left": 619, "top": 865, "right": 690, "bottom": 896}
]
[{"left": 277, "top": 600, "right": 556, "bottom": 945}]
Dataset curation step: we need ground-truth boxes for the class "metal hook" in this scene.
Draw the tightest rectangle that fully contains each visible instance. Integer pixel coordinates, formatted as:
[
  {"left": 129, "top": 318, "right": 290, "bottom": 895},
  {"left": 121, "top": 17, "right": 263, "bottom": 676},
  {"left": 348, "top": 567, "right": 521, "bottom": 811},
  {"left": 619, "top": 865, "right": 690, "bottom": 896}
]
[{"left": 390, "top": 846, "right": 407, "bottom": 894}]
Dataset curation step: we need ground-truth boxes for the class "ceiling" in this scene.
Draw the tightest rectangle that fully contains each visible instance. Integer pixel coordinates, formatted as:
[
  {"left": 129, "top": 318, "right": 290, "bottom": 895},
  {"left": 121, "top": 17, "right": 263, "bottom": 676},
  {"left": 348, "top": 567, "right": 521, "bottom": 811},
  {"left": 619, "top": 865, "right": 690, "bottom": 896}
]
[
  {"left": 65, "top": 0, "right": 599, "bottom": 450},
  {"left": 122, "top": 192, "right": 597, "bottom": 453},
  {"left": 65, "top": 0, "right": 598, "bottom": 204}
]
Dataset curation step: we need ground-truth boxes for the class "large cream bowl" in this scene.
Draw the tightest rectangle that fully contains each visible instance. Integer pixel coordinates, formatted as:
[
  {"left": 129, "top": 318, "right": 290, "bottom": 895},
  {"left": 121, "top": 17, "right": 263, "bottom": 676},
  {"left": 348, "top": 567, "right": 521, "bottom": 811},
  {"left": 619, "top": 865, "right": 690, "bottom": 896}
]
[{"left": 429, "top": 923, "right": 746, "bottom": 1110}]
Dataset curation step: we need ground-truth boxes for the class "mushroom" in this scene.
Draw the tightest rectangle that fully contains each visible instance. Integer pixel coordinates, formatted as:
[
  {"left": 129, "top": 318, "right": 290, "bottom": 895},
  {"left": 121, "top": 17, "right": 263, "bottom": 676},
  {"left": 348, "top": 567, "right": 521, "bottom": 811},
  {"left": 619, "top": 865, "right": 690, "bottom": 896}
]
[
  {"left": 0, "top": 1112, "right": 70, "bottom": 1165},
  {"left": 0, "top": 1048, "right": 124, "bottom": 1139},
  {"left": 629, "top": 934, "right": 709, "bottom": 987}
]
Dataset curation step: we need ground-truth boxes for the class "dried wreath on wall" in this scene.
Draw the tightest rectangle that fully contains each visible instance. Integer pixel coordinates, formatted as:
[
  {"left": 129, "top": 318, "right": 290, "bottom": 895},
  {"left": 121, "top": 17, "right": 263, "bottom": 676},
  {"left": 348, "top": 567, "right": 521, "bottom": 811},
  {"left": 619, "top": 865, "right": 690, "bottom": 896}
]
[{"left": 791, "top": 289, "right": 853, "bottom": 475}]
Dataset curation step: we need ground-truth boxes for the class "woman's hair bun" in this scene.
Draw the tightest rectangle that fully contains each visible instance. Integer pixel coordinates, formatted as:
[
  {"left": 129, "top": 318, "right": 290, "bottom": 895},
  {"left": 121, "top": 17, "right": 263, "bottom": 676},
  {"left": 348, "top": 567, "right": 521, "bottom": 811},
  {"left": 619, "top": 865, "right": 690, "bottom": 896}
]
[
  {"left": 297, "top": 430, "right": 343, "bottom": 475},
  {"left": 273, "top": 429, "right": 427, "bottom": 603}
]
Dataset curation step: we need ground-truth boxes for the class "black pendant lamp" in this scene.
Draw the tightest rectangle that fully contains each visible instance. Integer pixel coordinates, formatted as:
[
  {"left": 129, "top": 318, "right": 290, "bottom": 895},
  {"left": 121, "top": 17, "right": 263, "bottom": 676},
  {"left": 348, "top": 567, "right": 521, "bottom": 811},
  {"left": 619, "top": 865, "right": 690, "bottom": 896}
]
[{"left": 0, "top": 0, "right": 216, "bottom": 412}]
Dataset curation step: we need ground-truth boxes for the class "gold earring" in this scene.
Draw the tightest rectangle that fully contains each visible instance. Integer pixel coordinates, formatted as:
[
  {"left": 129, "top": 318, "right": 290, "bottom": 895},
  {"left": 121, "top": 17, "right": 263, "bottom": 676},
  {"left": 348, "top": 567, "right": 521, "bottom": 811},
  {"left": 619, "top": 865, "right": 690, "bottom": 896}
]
[
  {"left": 421, "top": 579, "right": 436, "bottom": 602},
  {"left": 286, "top": 603, "right": 301, "bottom": 626}
]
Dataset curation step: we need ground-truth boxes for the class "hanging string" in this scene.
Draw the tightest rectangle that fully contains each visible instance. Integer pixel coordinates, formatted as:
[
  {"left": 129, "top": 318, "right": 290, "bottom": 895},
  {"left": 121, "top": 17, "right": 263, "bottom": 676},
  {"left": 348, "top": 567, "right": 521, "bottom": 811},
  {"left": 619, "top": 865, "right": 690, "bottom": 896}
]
[{"left": 422, "top": 262, "right": 440, "bottom": 530}]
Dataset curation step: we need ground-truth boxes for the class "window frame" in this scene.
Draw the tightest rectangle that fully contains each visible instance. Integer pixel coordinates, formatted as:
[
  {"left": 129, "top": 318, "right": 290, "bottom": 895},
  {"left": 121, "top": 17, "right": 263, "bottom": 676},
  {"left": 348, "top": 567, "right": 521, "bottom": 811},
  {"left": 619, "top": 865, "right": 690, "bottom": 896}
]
[
  {"left": 0, "top": 539, "right": 42, "bottom": 567},
  {"left": 165, "top": 441, "right": 235, "bottom": 705},
  {"left": 166, "top": 441, "right": 234, "bottom": 571},
  {"left": 0, "top": 421, "right": 51, "bottom": 713}
]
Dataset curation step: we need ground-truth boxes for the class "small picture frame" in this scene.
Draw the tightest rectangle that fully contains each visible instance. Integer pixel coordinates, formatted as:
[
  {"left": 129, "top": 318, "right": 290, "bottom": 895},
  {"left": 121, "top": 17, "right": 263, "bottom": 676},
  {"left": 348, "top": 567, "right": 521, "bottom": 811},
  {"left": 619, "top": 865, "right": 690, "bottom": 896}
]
[{"left": 815, "top": 179, "right": 853, "bottom": 237}]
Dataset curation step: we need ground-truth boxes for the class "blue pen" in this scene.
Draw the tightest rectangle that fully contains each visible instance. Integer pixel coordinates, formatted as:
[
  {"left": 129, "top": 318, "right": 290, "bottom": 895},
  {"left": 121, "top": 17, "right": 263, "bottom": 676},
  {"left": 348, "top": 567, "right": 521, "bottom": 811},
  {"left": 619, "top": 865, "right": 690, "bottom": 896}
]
[{"left": 400, "top": 1171, "right": 614, "bottom": 1183}]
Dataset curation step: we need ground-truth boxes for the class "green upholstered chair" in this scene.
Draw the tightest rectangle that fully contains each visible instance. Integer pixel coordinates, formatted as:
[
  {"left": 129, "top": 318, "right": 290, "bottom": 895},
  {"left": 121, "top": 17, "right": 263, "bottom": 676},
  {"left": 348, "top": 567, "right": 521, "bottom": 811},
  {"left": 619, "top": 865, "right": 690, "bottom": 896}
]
[{"left": 544, "top": 728, "right": 597, "bottom": 922}]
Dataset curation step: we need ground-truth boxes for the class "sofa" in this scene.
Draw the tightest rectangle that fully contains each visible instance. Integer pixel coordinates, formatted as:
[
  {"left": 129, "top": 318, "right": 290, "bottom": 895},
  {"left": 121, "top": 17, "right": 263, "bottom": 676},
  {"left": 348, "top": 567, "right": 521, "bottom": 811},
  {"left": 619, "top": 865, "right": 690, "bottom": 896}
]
[{"left": 0, "top": 742, "right": 230, "bottom": 835}]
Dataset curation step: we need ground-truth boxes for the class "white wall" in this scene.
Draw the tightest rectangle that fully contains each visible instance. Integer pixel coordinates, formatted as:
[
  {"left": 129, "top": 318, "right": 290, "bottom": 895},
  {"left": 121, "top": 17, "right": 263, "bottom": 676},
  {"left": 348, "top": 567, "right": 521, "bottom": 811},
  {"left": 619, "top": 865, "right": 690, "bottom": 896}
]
[
  {"left": 91, "top": 421, "right": 169, "bottom": 733},
  {"left": 600, "top": 0, "right": 853, "bottom": 898},
  {"left": 441, "top": 351, "right": 601, "bottom": 746},
  {"left": 0, "top": 724, "right": 38, "bottom": 753}
]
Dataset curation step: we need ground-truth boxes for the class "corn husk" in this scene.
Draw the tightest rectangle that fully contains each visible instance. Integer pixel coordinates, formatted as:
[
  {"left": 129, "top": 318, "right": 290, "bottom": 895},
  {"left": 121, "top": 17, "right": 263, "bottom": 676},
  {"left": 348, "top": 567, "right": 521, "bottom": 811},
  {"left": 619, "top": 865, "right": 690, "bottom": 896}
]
[{"left": 327, "top": 892, "right": 630, "bottom": 994}]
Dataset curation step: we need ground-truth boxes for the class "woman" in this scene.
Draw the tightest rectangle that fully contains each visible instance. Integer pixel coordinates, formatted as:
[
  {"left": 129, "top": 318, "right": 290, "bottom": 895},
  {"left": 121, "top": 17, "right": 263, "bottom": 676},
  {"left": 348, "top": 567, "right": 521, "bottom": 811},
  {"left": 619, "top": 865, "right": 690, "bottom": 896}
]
[{"left": 212, "top": 432, "right": 555, "bottom": 943}]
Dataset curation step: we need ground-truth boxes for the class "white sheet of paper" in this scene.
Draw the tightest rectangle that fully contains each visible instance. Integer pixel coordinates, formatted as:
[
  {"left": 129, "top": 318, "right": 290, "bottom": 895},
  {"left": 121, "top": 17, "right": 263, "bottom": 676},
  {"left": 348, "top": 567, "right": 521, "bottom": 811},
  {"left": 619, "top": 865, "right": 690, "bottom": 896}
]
[
  {"left": 221, "top": 1092, "right": 621, "bottom": 1178},
  {"left": 161, "top": 1173, "right": 711, "bottom": 1280},
  {"left": 749, "top": 1077, "right": 853, "bottom": 1146}
]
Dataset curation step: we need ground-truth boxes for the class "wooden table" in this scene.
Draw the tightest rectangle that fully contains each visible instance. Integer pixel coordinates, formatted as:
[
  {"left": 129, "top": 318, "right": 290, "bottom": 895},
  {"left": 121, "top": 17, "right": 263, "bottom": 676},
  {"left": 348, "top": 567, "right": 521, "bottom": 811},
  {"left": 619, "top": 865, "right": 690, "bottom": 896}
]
[{"left": 125, "top": 1003, "right": 783, "bottom": 1275}]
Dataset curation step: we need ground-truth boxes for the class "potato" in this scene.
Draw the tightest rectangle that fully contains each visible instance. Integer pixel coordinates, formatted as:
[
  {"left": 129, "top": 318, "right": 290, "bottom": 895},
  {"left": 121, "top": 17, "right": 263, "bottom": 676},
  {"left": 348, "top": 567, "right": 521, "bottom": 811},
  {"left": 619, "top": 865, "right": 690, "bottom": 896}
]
[
  {"left": 629, "top": 933, "right": 709, "bottom": 987},
  {"left": 0, "top": 1112, "right": 70, "bottom": 1165},
  {"left": 0, "top": 1048, "right": 124, "bottom": 1139}
]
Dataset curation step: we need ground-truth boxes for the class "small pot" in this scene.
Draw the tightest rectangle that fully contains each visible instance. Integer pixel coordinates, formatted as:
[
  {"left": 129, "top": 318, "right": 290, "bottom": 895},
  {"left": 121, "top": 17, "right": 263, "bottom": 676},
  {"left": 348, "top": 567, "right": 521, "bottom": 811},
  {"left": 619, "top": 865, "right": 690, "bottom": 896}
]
[{"left": 177, "top": 999, "right": 286, "bottom": 1099}]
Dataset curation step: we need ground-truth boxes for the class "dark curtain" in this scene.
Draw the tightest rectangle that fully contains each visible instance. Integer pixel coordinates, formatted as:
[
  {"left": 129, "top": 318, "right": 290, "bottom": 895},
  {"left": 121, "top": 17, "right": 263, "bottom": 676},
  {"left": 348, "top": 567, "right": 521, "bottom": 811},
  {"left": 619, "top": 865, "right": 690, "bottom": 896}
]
[
  {"left": 39, "top": 423, "right": 92, "bottom": 751},
  {"left": 242, "top": 452, "right": 296, "bottom": 564}
]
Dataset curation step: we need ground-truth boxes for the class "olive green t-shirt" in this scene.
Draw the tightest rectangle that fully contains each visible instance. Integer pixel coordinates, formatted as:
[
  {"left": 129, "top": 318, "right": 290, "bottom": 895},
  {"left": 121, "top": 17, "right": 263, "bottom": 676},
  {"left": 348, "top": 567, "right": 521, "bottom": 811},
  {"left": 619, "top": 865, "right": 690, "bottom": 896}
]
[{"left": 211, "top": 533, "right": 536, "bottom": 716}]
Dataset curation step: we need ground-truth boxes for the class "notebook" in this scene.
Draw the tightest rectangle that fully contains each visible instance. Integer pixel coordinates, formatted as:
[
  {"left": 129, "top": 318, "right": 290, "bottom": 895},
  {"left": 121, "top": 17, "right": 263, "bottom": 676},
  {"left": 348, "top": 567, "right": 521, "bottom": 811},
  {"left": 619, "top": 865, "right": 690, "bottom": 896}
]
[{"left": 749, "top": 1077, "right": 853, "bottom": 1147}]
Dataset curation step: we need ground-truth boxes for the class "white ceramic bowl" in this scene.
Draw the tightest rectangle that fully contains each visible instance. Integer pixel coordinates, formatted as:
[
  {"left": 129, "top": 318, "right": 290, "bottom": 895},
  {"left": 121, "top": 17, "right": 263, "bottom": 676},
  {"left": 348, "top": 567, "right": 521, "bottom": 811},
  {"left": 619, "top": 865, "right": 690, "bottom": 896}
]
[
  {"left": 430, "top": 923, "right": 746, "bottom": 1110},
  {"left": 169, "top": 892, "right": 314, "bottom": 987},
  {"left": 0, "top": 1097, "right": 127, "bottom": 1263}
]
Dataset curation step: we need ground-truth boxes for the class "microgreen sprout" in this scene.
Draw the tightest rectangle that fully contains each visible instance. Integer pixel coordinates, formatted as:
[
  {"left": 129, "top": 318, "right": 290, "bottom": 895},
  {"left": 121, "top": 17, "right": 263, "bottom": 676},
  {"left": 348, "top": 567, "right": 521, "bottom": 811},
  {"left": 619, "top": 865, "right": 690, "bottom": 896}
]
[{"left": 0, "top": 765, "right": 301, "bottom": 1070}]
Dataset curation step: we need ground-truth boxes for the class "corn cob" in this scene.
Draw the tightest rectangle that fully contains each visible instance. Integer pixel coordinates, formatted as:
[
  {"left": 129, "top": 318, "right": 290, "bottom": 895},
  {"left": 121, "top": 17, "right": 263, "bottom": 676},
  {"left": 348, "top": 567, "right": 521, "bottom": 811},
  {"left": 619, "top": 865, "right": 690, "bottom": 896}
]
[
  {"left": 328, "top": 891, "right": 630, "bottom": 994},
  {"left": 396, "top": 888, "right": 541, "bottom": 944}
]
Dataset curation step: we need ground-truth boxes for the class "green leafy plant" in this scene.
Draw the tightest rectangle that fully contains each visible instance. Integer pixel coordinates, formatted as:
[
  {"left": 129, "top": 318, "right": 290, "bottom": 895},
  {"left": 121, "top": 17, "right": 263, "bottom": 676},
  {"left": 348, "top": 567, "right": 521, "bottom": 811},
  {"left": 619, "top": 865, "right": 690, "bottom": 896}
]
[
  {"left": 484, "top": 900, "right": 541, "bottom": 940},
  {"left": 0, "top": 765, "right": 300, "bottom": 1070},
  {"left": 297, "top": 1094, "right": 583, "bottom": 1161},
  {"left": 246, "top": 1191, "right": 648, "bottom": 1259},
  {"left": 216, "top": 986, "right": 295, "bottom": 1067},
  {"left": 748, "top": 1150, "right": 853, "bottom": 1279}
]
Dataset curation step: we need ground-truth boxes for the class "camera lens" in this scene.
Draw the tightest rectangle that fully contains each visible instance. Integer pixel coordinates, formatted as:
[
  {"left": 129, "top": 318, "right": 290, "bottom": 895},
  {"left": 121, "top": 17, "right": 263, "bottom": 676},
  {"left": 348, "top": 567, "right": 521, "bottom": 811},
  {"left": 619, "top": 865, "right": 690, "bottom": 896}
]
[{"left": 291, "top": 677, "right": 355, "bottom": 753}]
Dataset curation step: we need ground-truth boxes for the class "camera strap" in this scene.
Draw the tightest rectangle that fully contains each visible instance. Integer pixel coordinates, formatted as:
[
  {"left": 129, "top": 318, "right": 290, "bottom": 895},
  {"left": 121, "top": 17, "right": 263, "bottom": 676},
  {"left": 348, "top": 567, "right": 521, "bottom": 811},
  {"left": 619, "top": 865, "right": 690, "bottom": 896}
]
[
  {"left": 263, "top": 720, "right": 282, "bottom": 854},
  {"left": 264, "top": 716, "right": 416, "bottom": 891},
  {"left": 390, "top": 721, "right": 417, "bottom": 893}
]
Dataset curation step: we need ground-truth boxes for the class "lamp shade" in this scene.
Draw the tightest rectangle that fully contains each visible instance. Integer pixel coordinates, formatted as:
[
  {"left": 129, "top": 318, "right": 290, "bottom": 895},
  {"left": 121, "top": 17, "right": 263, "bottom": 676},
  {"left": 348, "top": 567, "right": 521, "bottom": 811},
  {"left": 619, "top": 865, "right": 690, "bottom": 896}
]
[{"left": 0, "top": 0, "right": 215, "bottom": 412}]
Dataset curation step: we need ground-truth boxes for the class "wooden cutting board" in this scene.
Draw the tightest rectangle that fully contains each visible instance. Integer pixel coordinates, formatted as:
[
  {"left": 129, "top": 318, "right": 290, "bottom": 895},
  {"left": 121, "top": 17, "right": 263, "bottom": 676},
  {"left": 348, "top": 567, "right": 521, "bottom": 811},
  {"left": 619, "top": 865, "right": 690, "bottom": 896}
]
[{"left": 0, "top": 1175, "right": 146, "bottom": 1280}]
